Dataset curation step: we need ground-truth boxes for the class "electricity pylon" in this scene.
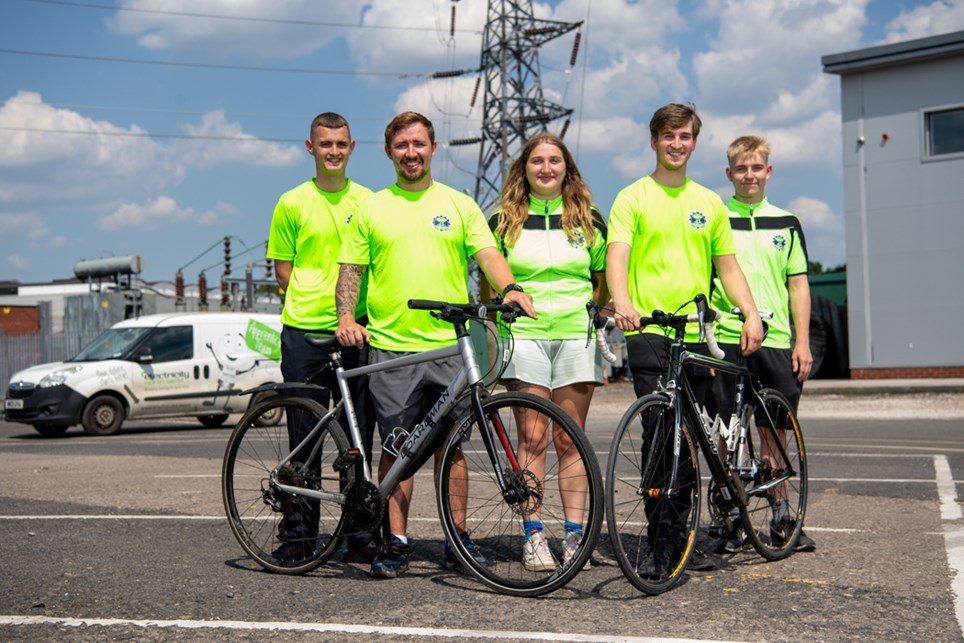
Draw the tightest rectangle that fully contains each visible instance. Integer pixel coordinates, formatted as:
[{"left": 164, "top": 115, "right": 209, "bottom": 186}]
[{"left": 457, "top": 0, "right": 582, "bottom": 214}]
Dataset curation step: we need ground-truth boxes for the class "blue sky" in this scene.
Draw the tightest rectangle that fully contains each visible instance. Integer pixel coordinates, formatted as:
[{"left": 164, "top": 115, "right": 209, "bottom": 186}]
[{"left": 2, "top": 0, "right": 963, "bottom": 288}]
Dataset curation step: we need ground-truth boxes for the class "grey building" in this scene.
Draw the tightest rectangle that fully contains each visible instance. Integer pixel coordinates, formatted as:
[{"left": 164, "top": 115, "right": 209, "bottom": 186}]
[{"left": 823, "top": 31, "right": 964, "bottom": 378}]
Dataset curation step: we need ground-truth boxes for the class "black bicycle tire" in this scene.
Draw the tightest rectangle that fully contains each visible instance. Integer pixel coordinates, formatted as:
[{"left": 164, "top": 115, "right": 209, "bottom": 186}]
[
  {"left": 222, "top": 395, "right": 351, "bottom": 575},
  {"left": 435, "top": 391, "right": 603, "bottom": 597},
  {"left": 605, "top": 393, "right": 701, "bottom": 595},
  {"left": 738, "top": 388, "right": 808, "bottom": 561}
]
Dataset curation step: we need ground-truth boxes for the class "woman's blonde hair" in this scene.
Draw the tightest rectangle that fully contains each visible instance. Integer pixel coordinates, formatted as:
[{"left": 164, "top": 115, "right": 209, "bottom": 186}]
[{"left": 494, "top": 132, "right": 596, "bottom": 248}]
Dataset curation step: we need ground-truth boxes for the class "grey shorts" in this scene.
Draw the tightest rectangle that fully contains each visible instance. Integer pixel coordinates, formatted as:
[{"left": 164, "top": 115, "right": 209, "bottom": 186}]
[
  {"left": 501, "top": 338, "right": 603, "bottom": 389},
  {"left": 368, "top": 348, "right": 470, "bottom": 442}
]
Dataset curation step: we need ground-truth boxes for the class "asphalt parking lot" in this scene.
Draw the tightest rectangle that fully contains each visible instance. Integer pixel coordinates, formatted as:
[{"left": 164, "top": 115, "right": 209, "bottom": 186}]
[{"left": 1, "top": 380, "right": 964, "bottom": 642}]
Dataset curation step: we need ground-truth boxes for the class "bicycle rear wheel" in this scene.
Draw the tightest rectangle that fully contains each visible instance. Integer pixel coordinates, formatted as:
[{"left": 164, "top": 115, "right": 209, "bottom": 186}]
[
  {"left": 222, "top": 395, "right": 351, "bottom": 574},
  {"left": 436, "top": 391, "right": 603, "bottom": 597},
  {"left": 738, "top": 388, "right": 808, "bottom": 561},
  {"left": 605, "top": 393, "right": 701, "bottom": 595}
]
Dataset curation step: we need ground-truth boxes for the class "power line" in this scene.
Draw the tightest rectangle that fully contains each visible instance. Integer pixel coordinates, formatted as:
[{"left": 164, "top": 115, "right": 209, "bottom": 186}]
[
  {"left": 0, "top": 48, "right": 425, "bottom": 78},
  {"left": 21, "top": 0, "right": 482, "bottom": 34},
  {"left": 0, "top": 125, "right": 384, "bottom": 145}
]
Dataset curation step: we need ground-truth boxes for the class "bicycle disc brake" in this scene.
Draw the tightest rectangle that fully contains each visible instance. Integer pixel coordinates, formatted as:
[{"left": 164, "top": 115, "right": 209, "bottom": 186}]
[{"left": 504, "top": 469, "right": 543, "bottom": 517}]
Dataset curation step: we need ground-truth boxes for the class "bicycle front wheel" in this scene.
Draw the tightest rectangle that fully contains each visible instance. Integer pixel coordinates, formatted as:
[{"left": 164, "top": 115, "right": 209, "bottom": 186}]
[
  {"left": 738, "top": 388, "right": 808, "bottom": 561},
  {"left": 605, "top": 393, "right": 701, "bottom": 595},
  {"left": 222, "top": 395, "right": 351, "bottom": 574},
  {"left": 436, "top": 391, "right": 603, "bottom": 597}
]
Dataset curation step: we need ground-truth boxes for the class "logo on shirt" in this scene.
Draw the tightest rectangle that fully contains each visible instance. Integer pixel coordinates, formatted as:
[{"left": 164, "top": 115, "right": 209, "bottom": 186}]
[
  {"left": 771, "top": 234, "right": 787, "bottom": 252},
  {"left": 345, "top": 213, "right": 354, "bottom": 225},
  {"left": 567, "top": 229, "right": 587, "bottom": 249},
  {"left": 688, "top": 211, "right": 707, "bottom": 230},
  {"left": 432, "top": 214, "right": 452, "bottom": 232}
]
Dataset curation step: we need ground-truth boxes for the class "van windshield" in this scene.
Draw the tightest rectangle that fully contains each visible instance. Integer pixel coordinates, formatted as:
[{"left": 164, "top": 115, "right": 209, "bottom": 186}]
[{"left": 70, "top": 327, "right": 154, "bottom": 362}]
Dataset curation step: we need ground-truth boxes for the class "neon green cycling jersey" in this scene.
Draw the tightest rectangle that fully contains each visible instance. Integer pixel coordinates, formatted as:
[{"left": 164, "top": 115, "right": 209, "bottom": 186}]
[
  {"left": 711, "top": 197, "right": 808, "bottom": 349},
  {"left": 607, "top": 176, "right": 735, "bottom": 343},
  {"left": 491, "top": 195, "right": 606, "bottom": 339},
  {"left": 338, "top": 182, "right": 495, "bottom": 352},
  {"left": 266, "top": 178, "right": 373, "bottom": 331}
]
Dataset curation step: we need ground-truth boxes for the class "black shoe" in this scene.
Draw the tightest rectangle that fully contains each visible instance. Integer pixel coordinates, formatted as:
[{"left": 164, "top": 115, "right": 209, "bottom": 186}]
[
  {"left": 686, "top": 546, "right": 721, "bottom": 571},
  {"left": 638, "top": 544, "right": 674, "bottom": 580},
  {"left": 272, "top": 539, "right": 315, "bottom": 563},
  {"left": 343, "top": 534, "right": 378, "bottom": 563},
  {"left": 443, "top": 531, "right": 488, "bottom": 572},
  {"left": 795, "top": 529, "right": 816, "bottom": 552},
  {"left": 370, "top": 536, "right": 414, "bottom": 579},
  {"left": 769, "top": 516, "right": 798, "bottom": 548}
]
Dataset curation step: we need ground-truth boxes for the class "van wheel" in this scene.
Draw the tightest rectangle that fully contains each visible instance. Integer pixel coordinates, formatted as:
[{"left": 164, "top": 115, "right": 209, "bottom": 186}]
[
  {"left": 251, "top": 392, "right": 282, "bottom": 427},
  {"left": 197, "top": 414, "right": 229, "bottom": 428},
  {"left": 81, "top": 395, "right": 125, "bottom": 436},
  {"left": 34, "top": 424, "right": 69, "bottom": 437}
]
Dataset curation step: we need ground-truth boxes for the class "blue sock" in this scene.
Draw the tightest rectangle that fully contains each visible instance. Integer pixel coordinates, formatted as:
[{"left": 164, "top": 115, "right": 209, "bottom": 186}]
[
  {"left": 522, "top": 520, "right": 543, "bottom": 540},
  {"left": 564, "top": 520, "right": 583, "bottom": 537}
]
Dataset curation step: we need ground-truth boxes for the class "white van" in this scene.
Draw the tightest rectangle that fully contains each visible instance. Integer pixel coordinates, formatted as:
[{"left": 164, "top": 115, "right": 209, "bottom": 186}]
[{"left": 4, "top": 312, "right": 283, "bottom": 437}]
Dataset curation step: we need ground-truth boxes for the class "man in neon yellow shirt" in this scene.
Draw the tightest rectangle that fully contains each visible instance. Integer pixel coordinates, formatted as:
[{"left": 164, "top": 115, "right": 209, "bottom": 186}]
[
  {"left": 266, "top": 112, "right": 375, "bottom": 564},
  {"left": 336, "top": 111, "right": 535, "bottom": 579},
  {"left": 607, "top": 103, "right": 763, "bottom": 575},
  {"left": 709, "top": 135, "right": 815, "bottom": 552}
]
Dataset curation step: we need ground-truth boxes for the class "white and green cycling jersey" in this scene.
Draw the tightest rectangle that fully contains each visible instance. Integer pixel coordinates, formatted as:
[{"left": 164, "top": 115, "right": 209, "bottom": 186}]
[
  {"left": 710, "top": 197, "right": 808, "bottom": 349},
  {"left": 491, "top": 195, "right": 607, "bottom": 340}
]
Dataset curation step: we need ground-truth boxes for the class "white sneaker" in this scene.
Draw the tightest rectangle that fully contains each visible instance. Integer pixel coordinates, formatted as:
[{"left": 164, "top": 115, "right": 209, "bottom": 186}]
[
  {"left": 522, "top": 531, "right": 555, "bottom": 571},
  {"left": 562, "top": 531, "right": 582, "bottom": 567}
]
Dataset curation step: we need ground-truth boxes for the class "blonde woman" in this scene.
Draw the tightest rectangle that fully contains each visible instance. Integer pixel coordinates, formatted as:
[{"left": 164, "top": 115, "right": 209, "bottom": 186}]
[{"left": 487, "top": 132, "right": 608, "bottom": 571}]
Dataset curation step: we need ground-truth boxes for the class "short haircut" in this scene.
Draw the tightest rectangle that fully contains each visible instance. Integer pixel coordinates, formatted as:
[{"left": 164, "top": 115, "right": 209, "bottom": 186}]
[
  {"left": 384, "top": 111, "right": 435, "bottom": 148},
  {"left": 649, "top": 103, "right": 702, "bottom": 139},
  {"left": 727, "top": 135, "right": 771, "bottom": 165},
  {"left": 310, "top": 112, "right": 350, "bottom": 139}
]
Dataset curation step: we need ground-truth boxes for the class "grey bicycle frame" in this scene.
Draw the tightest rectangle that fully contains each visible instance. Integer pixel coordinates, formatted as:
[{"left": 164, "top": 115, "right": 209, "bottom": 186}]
[{"left": 271, "top": 332, "right": 484, "bottom": 504}]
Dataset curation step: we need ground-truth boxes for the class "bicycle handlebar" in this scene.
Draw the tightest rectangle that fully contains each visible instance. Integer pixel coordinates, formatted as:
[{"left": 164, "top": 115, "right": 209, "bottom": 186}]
[{"left": 408, "top": 299, "right": 524, "bottom": 324}]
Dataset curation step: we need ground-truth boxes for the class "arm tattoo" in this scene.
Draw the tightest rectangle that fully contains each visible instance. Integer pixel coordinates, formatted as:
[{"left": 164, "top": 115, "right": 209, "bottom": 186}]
[{"left": 336, "top": 264, "right": 365, "bottom": 318}]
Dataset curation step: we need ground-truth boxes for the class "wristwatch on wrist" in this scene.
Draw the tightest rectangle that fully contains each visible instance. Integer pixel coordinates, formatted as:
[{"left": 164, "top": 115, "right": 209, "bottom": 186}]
[{"left": 501, "top": 282, "right": 524, "bottom": 297}]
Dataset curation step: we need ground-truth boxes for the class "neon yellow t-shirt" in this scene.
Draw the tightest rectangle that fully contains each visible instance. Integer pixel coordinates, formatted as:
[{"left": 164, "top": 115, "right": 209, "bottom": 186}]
[
  {"left": 607, "top": 176, "right": 735, "bottom": 343},
  {"left": 266, "top": 178, "right": 373, "bottom": 331},
  {"left": 338, "top": 182, "right": 495, "bottom": 352}
]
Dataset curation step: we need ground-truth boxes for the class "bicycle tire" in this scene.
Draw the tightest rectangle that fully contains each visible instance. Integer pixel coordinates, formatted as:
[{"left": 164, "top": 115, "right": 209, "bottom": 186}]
[
  {"left": 738, "top": 388, "right": 808, "bottom": 561},
  {"left": 436, "top": 391, "right": 603, "bottom": 597},
  {"left": 222, "top": 395, "right": 351, "bottom": 574},
  {"left": 605, "top": 393, "right": 701, "bottom": 595}
]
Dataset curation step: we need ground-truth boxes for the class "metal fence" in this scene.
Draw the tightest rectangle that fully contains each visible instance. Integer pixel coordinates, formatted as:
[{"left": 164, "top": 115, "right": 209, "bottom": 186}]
[{"left": 1, "top": 330, "right": 102, "bottom": 394}]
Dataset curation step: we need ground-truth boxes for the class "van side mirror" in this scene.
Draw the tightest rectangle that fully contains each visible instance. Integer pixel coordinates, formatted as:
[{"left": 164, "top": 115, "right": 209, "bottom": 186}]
[{"left": 135, "top": 347, "right": 154, "bottom": 363}]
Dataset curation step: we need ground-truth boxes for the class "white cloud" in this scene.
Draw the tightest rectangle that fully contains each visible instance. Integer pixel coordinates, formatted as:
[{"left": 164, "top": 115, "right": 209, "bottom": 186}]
[
  {"left": 108, "top": 0, "right": 366, "bottom": 58},
  {"left": 177, "top": 110, "right": 302, "bottom": 169},
  {"left": 787, "top": 196, "right": 840, "bottom": 231},
  {"left": 693, "top": 0, "right": 867, "bottom": 114},
  {"left": 883, "top": 0, "right": 964, "bottom": 43},
  {"left": 7, "top": 254, "right": 29, "bottom": 270},
  {"left": 98, "top": 197, "right": 236, "bottom": 231}
]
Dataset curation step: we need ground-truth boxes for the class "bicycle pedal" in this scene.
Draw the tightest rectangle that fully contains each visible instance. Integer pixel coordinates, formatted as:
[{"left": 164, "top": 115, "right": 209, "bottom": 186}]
[{"left": 332, "top": 448, "right": 362, "bottom": 472}]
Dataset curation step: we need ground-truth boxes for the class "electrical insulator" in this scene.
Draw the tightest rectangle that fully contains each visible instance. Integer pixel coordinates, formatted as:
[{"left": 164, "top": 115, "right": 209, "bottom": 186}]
[
  {"left": 570, "top": 32, "right": 581, "bottom": 66},
  {"left": 221, "top": 277, "right": 229, "bottom": 307},
  {"left": 198, "top": 272, "right": 208, "bottom": 305},
  {"left": 559, "top": 119, "right": 570, "bottom": 140},
  {"left": 450, "top": 4, "right": 456, "bottom": 37},
  {"left": 223, "top": 236, "right": 231, "bottom": 275},
  {"left": 175, "top": 271, "right": 184, "bottom": 298},
  {"left": 265, "top": 261, "right": 273, "bottom": 279},
  {"left": 470, "top": 76, "right": 481, "bottom": 108}
]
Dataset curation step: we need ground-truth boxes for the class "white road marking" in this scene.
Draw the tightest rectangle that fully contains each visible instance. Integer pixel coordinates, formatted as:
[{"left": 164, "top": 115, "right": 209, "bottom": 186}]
[{"left": 0, "top": 615, "right": 749, "bottom": 642}]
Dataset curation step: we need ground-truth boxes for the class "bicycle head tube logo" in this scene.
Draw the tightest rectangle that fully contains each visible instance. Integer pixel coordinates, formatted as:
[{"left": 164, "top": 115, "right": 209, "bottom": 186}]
[
  {"left": 771, "top": 234, "right": 787, "bottom": 252},
  {"left": 688, "top": 211, "right": 707, "bottom": 230},
  {"left": 431, "top": 214, "right": 452, "bottom": 232}
]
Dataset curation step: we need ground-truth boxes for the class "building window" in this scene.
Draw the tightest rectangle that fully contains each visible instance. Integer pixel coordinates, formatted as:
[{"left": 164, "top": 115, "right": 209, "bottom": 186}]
[{"left": 926, "top": 107, "right": 964, "bottom": 157}]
